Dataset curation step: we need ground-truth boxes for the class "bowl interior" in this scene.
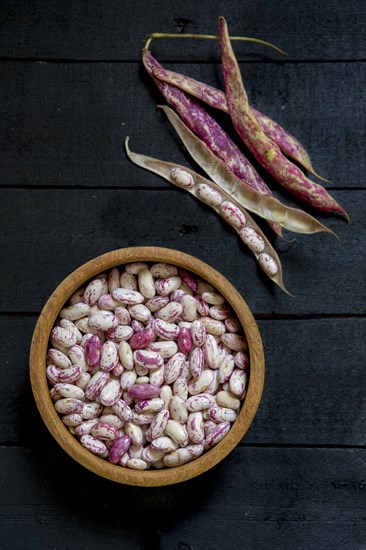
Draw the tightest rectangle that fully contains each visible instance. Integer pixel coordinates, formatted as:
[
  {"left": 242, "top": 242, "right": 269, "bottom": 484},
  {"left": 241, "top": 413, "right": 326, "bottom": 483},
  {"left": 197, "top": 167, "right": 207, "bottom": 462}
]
[{"left": 29, "top": 246, "right": 264, "bottom": 486}]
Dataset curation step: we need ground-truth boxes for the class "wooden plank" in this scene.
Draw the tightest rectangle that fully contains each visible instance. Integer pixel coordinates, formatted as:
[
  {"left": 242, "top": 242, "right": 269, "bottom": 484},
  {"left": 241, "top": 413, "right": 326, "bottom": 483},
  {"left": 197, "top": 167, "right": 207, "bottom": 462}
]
[
  {"left": 0, "top": 447, "right": 365, "bottom": 550},
  {"left": 2, "top": 317, "right": 365, "bottom": 446},
  {"left": 0, "top": 61, "right": 364, "bottom": 188},
  {"left": 0, "top": 0, "right": 365, "bottom": 61},
  {"left": 0, "top": 189, "right": 364, "bottom": 314}
]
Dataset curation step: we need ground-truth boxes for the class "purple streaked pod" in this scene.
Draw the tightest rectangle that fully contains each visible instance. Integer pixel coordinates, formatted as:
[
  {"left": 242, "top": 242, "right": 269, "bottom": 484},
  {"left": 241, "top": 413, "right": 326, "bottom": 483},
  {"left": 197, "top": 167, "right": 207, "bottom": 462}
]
[
  {"left": 194, "top": 294, "right": 210, "bottom": 316},
  {"left": 108, "top": 434, "right": 131, "bottom": 464},
  {"left": 133, "top": 349, "right": 164, "bottom": 370},
  {"left": 68, "top": 345, "right": 88, "bottom": 371},
  {"left": 154, "top": 318, "right": 180, "bottom": 340},
  {"left": 128, "top": 304, "right": 152, "bottom": 323},
  {"left": 165, "top": 419, "right": 188, "bottom": 446},
  {"left": 112, "top": 399, "right": 133, "bottom": 422},
  {"left": 98, "top": 293, "right": 119, "bottom": 311},
  {"left": 186, "top": 393, "right": 215, "bottom": 412},
  {"left": 164, "top": 352, "right": 185, "bottom": 385},
  {"left": 188, "top": 369, "right": 215, "bottom": 396},
  {"left": 229, "top": 369, "right": 247, "bottom": 397},
  {"left": 204, "top": 420, "right": 217, "bottom": 435},
  {"left": 114, "top": 306, "right": 131, "bottom": 325},
  {"left": 83, "top": 279, "right": 104, "bottom": 306},
  {"left": 208, "top": 405, "right": 237, "bottom": 424},
  {"left": 120, "top": 369, "right": 137, "bottom": 390},
  {"left": 111, "top": 362, "right": 124, "bottom": 376},
  {"left": 100, "top": 379, "right": 122, "bottom": 406},
  {"left": 54, "top": 398, "right": 84, "bottom": 415},
  {"left": 107, "top": 267, "right": 121, "bottom": 293},
  {"left": 54, "top": 383, "right": 84, "bottom": 400},
  {"left": 141, "top": 445, "right": 166, "bottom": 463},
  {"left": 209, "top": 304, "right": 232, "bottom": 321},
  {"left": 169, "top": 396, "right": 188, "bottom": 424},
  {"left": 60, "top": 302, "right": 90, "bottom": 321},
  {"left": 205, "top": 422, "right": 231, "bottom": 448},
  {"left": 178, "top": 327, "right": 193, "bottom": 354},
  {"left": 46, "top": 364, "right": 62, "bottom": 385},
  {"left": 178, "top": 269, "right": 198, "bottom": 292},
  {"left": 180, "top": 294, "right": 197, "bottom": 322},
  {"left": 216, "top": 390, "right": 241, "bottom": 411},
  {"left": 106, "top": 325, "right": 133, "bottom": 343},
  {"left": 58, "top": 365, "right": 83, "bottom": 383},
  {"left": 100, "top": 341, "right": 119, "bottom": 372},
  {"left": 125, "top": 262, "right": 149, "bottom": 274},
  {"left": 128, "top": 383, "right": 161, "bottom": 400},
  {"left": 120, "top": 271, "right": 138, "bottom": 290},
  {"left": 173, "top": 377, "right": 188, "bottom": 401},
  {"left": 200, "top": 317, "right": 226, "bottom": 336},
  {"left": 75, "top": 418, "right": 99, "bottom": 436},
  {"left": 91, "top": 422, "right": 120, "bottom": 441},
  {"left": 47, "top": 349, "right": 72, "bottom": 370},
  {"left": 134, "top": 398, "right": 165, "bottom": 413},
  {"left": 218, "top": 354, "right": 235, "bottom": 384},
  {"left": 163, "top": 444, "right": 204, "bottom": 467},
  {"left": 151, "top": 436, "right": 179, "bottom": 453},
  {"left": 234, "top": 351, "right": 250, "bottom": 369},
  {"left": 81, "top": 401, "right": 103, "bottom": 420},
  {"left": 85, "top": 370, "right": 110, "bottom": 400},
  {"left": 225, "top": 316, "right": 241, "bottom": 333},
  {"left": 189, "top": 347, "right": 204, "bottom": 379},
  {"left": 150, "top": 263, "right": 178, "bottom": 278},
  {"left": 145, "top": 295, "right": 169, "bottom": 312},
  {"left": 118, "top": 341, "right": 134, "bottom": 370},
  {"left": 131, "top": 319, "right": 144, "bottom": 332},
  {"left": 51, "top": 326, "right": 77, "bottom": 348},
  {"left": 147, "top": 340, "right": 178, "bottom": 359},
  {"left": 124, "top": 421, "right": 144, "bottom": 446},
  {"left": 155, "top": 301, "right": 183, "bottom": 323},
  {"left": 147, "top": 409, "right": 170, "bottom": 440},
  {"left": 80, "top": 434, "right": 108, "bottom": 456},
  {"left": 85, "top": 335, "right": 101, "bottom": 367},
  {"left": 129, "top": 327, "right": 155, "bottom": 350},
  {"left": 187, "top": 412, "right": 205, "bottom": 444},
  {"left": 190, "top": 320, "right": 207, "bottom": 347},
  {"left": 149, "top": 365, "right": 165, "bottom": 387},
  {"left": 100, "top": 414, "right": 124, "bottom": 429},
  {"left": 112, "top": 288, "right": 145, "bottom": 305},
  {"left": 203, "top": 334, "right": 219, "bottom": 369},
  {"left": 155, "top": 276, "right": 182, "bottom": 296},
  {"left": 169, "top": 289, "right": 186, "bottom": 302},
  {"left": 221, "top": 333, "right": 248, "bottom": 352}
]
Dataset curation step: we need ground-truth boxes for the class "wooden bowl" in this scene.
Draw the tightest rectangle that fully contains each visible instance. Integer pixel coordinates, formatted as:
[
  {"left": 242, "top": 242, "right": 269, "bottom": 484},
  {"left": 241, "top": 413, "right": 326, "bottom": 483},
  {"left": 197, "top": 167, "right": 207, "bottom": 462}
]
[{"left": 30, "top": 247, "right": 264, "bottom": 486}]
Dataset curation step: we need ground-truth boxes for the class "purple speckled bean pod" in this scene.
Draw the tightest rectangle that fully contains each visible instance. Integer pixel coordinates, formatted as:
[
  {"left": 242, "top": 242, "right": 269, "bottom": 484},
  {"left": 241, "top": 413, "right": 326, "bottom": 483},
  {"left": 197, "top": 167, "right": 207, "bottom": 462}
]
[
  {"left": 177, "top": 327, "right": 193, "bottom": 354},
  {"left": 129, "top": 327, "right": 154, "bottom": 350},
  {"left": 108, "top": 434, "right": 131, "bottom": 464},
  {"left": 205, "top": 421, "right": 231, "bottom": 448},
  {"left": 154, "top": 318, "right": 180, "bottom": 340},
  {"left": 85, "top": 335, "right": 101, "bottom": 367},
  {"left": 127, "top": 383, "right": 161, "bottom": 400}
]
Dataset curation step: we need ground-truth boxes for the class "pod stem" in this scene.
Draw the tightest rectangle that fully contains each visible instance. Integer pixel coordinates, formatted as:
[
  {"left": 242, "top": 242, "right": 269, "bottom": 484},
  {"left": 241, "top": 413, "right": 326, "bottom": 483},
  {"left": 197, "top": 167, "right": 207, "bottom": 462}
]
[{"left": 144, "top": 32, "right": 287, "bottom": 57}]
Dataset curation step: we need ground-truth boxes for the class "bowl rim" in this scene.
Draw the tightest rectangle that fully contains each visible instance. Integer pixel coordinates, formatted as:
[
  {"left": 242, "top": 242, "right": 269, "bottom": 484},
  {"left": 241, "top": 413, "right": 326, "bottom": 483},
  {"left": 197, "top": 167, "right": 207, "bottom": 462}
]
[{"left": 29, "top": 246, "right": 264, "bottom": 486}]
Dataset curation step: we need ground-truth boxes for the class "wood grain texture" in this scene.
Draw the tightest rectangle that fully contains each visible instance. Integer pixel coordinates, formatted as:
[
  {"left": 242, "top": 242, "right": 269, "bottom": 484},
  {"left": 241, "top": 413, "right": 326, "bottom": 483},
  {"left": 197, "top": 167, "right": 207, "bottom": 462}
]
[
  {"left": 0, "top": 189, "right": 364, "bottom": 314},
  {"left": 29, "top": 247, "right": 264, "bottom": 486},
  {"left": 0, "top": 0, "right": 364, "bottom": 61},
  {"left": 1, "top": 447, "right": 365, "bottom": 550},
  {"left": 1, "top": 61, "right": 364, "bottom": 188},
  {"left": 2, "top": 317, "right": 365, "bottom": 446}
]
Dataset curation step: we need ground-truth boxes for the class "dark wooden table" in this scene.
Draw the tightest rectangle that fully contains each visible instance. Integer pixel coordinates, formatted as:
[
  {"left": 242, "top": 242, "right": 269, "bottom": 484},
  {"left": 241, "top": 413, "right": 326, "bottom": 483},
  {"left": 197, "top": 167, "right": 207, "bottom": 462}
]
[{"left": 1, "top": 1, "right": 365, "bottom": 548}]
